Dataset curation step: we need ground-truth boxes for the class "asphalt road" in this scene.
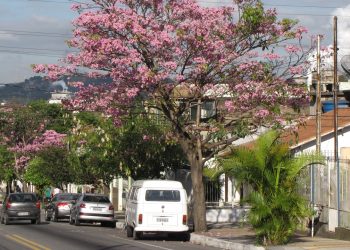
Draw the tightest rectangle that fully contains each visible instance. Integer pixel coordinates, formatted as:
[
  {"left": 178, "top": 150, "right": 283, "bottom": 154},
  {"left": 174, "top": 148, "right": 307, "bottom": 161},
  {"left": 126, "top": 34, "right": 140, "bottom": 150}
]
[{"left": 0, "top": 219, "right": 218, "bottom": 250}]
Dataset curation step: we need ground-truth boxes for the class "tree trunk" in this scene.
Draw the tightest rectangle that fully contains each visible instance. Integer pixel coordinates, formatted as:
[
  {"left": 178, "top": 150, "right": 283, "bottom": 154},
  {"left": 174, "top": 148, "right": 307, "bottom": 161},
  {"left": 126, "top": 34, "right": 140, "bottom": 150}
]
[
  {"left": 189, "top": 156, "right": 207, "bottom": 232},
  {"left": 175, "top": 98, "right": 207, "bottom": 232},
  {"left": 185, "top": 146, "right": 207, "bottom": 232}
]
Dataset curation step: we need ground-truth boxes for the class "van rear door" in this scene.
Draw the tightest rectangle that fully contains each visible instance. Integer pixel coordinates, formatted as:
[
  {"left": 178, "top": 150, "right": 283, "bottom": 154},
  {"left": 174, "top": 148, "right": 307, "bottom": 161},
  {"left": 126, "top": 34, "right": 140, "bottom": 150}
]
[{"left": 142, "top": 189, "right": 184, "bottom": 227}]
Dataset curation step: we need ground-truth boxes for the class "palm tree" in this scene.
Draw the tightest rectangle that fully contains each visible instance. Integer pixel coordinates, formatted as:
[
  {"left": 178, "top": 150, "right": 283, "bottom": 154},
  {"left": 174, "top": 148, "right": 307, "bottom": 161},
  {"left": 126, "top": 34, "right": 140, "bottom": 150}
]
[{"left": 206, "top": 130, "right": 324, "bottom": 245}]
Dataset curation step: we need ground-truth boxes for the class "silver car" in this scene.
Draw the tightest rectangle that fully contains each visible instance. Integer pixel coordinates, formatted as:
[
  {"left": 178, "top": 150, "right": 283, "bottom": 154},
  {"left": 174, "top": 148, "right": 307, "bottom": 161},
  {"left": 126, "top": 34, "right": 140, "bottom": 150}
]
[
  {"left": 0, "top": 193, "right": 41, "bottom": 225},
  {"left": 45, "top": 193, "right": 80, "bottom": 222},
  {"left": 69, "top": 193, "right": 116, "bottom": 228}
]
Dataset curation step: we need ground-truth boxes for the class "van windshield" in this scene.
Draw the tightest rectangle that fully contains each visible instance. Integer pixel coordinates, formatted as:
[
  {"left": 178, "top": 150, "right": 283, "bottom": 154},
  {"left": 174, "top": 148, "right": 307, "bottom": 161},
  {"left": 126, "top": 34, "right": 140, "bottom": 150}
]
[{"left": 145, "top": 190, "right": 180, "bottom": 202}]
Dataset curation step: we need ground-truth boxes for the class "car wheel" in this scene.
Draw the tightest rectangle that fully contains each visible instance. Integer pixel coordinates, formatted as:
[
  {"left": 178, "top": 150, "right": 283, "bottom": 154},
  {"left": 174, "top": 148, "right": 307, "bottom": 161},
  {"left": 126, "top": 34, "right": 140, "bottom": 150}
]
[
  {"left": 181, "top": 232, "right": 190, "bottom": 241},
  {"left": 109, "top": 222, "right": 116, "bottom": 228},
  {"left": 74, "top": 213, "right": 80, "bottom": 226},
  {"left": 52, "top": 210, "right": 58, "bottom": 222},
  {"left": 133, "top": 230, "right": 142, "bottom": 240},
  {"left": 3, "top": 214, "right": 9, "bottom": 225},
  {"left": 69, "top": 214, "right": 74, "bottom": 225},
  {"left": 31, "top": 219, "right": 36, "bottom": 224},
  {"left": 126, "top": 225, "right": 133, "bottom": 237}
]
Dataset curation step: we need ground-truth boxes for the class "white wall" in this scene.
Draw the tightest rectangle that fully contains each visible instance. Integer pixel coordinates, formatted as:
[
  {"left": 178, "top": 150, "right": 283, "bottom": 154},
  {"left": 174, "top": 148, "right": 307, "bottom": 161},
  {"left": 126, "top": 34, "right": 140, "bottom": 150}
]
[{"left": 295, "top": 128, "right": 350, "bottom": 154}]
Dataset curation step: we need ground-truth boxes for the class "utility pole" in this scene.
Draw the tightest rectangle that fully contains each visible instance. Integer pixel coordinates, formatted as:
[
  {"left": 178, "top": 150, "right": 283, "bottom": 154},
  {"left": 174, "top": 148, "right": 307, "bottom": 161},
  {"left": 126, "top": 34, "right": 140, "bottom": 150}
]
[
  {"left": 312, "top": 34, "right": 322, "bottom": 238},
  {"left": 316, "top": 35, "right": 321, "bottom": 154},
  {"left": 333, "top": 16, "right": 340, "bottom": 228}
]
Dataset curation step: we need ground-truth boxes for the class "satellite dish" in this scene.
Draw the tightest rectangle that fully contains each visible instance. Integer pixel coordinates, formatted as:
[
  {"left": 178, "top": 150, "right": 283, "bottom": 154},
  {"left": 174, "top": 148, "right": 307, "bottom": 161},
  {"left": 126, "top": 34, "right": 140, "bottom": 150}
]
[{"left": 340, "top": 55, "right": 350, "bottom": 76}]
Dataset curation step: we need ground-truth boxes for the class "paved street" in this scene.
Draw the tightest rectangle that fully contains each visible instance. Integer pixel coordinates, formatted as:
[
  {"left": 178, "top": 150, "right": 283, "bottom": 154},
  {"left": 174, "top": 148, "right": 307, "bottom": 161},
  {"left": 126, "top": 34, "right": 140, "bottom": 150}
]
[{"left": 0, "top": 219, "right": 218, "bottom": 250}]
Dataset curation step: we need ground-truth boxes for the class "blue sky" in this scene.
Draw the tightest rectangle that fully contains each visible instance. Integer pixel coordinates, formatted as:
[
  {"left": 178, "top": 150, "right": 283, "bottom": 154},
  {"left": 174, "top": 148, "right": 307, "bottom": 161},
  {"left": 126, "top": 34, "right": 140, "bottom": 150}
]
[{"left": 0, "top": 0, "right": 349, "bottom": 84}]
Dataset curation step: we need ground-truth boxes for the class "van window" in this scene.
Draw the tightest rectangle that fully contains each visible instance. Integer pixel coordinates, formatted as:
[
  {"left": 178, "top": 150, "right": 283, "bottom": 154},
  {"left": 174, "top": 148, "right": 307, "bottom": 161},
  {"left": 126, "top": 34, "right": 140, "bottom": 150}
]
[
  {"left": 145, "top": 190, "right": 180, "bottom": 202},
  {"left": 132, "top": 188, "right": 139, "bottom": 201},
  {"left": 128, "top": 187, "right": 135, "bottom": 200}
]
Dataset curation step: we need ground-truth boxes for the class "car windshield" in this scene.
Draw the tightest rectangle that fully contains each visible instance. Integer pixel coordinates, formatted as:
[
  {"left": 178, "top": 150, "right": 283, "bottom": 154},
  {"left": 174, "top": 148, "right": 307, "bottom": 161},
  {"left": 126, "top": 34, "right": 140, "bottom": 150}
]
[
  {"left": 58, "top": 194, "right": 79, "bottom": 201},
  {"left": 145, "top": 190, "right": 181, "bottom": 202},
  {"left": 9, "top": 194, "right": 36, "bottom": 203},
  {"left": 82, "top": 195, "right": 110, "bottom": 203}
]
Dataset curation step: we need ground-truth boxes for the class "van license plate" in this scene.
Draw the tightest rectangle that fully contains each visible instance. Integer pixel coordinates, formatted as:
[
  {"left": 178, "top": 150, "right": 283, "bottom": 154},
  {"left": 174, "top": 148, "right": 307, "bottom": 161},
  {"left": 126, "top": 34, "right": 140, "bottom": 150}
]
[
  {"left": 156, "top": 217, "right": 168, "bottom": 222},
  {"left": 18, "top": 212, "right": 29, "bottom": 216}
]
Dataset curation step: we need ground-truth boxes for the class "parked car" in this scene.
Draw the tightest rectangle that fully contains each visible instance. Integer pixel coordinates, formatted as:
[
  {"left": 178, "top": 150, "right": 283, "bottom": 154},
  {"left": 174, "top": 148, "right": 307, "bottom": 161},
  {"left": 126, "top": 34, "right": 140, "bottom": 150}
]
[
  {"left": 125, "top": 180, "right": 189, "bottom": 240},
  {"left": 45, "top": 193, "right": 80, "bottom": 222},
  {"left": 0, "top": 193, "right": 41, "bottom": 225},
  {"left": 69, "top": 193, "right": 116, "bottom": 228}
]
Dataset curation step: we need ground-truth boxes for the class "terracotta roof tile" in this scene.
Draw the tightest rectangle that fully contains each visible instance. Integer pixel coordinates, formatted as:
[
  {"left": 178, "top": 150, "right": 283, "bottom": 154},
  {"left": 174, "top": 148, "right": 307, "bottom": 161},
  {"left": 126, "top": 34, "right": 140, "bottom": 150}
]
[{"left": 284, "top": 108, "right": 350, "bottom": 148}]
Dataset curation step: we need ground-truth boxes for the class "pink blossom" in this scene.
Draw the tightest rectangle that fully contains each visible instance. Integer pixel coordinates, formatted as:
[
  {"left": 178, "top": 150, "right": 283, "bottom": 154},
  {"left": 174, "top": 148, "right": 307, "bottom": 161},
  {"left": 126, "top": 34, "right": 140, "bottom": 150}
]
[
  {"left": 71, "top": 3, "right": 81, "bottom": 11},
  {"left": 224, "top": 100, "right": 234, "bottom": 112},
  {"left": 263, "top": 53, "right": 280, "bottom": 60},
  {"left": 285, "top": 45, "right": 301, "bottom": 53},
  {"left": 255, "top": 109, "right": 270, "bottom": 118},
  {"left": 69, "top": 81, "right": 84, "bottom": 88},
  {"left": 295, "top": 26, "right": 308, "bottom": 39},
  {"left": 15, "top": 156, "right": 30, "bottom": 170},
  {"left": 126, "top": 87, "right": 140, "bottom": 98},
  {"left": 32, "top": 64, "right": 46, "bottom": 73},
  {"left": 10, "top": 130, "right": 66, "bottom": 154},
  {"left": 33, "top": 0, "right": 310, "bottom": 152},
  {"left": 289, "top": 65, "right": 304, "bottom": 75}
]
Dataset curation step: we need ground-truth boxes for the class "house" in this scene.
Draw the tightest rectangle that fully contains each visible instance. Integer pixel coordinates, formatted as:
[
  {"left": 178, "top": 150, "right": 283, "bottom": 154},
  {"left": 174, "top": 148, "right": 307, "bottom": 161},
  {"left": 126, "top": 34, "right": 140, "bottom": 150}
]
[
  {"left": 200, "top": 107, "right": 350, "bottom": 226},
  {"left": 283, "top": 108, "right": 350, "bottom": 232}
]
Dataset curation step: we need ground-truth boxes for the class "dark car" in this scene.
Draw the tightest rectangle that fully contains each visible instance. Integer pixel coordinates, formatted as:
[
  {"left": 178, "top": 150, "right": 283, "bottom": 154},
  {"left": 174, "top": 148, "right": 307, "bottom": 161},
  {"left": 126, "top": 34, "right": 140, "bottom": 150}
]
[
  {"left": 0, "top": 193, "right": 41, "bottom": 225},
  {"left": 69, "top": 193, "right": 116, "bottom": 228},
  {"left": 45, "top": 193, "right": 80, "bottom": 222}
]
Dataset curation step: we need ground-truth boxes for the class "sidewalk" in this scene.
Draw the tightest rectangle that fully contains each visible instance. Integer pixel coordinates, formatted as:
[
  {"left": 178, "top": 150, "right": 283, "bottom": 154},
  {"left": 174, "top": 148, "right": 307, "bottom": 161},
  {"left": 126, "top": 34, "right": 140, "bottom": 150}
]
[{"left": 190, "top": 223, "right": 350, "bottom": 250}]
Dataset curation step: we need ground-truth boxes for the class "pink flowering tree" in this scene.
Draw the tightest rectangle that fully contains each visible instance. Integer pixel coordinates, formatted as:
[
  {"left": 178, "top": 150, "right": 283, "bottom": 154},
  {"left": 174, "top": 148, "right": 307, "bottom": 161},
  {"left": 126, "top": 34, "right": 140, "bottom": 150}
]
[
  {"left": 0, "top": 101, "right": 71, "bottom": 190},
  {"left": 34, "top": 0, "right": 312, "bottom": 231},
  {"left": 10, "top": 130, "right": 66, "bottom": 171}
]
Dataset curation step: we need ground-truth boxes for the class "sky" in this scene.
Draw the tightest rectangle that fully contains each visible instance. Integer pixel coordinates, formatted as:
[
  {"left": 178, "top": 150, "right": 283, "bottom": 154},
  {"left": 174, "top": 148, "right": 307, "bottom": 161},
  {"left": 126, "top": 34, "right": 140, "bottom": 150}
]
[{"left": 1, "top": 0, "right": 350, "bottom": 84}]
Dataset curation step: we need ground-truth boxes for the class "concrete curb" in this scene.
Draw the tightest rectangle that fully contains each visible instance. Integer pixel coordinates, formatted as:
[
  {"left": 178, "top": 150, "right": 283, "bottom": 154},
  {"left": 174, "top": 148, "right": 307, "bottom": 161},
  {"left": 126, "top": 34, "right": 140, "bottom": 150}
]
[
  {"left": 190, "top": 233, "right": 265, "bottom": 250},
  {"left": 116, "top": 221, "right": 125, "bottom": 229}
]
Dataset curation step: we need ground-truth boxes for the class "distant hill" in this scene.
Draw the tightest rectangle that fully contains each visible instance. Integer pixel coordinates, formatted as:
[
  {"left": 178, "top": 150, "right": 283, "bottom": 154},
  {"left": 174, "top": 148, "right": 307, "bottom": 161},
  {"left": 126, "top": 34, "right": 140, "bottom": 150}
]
[{"left": 0, "top": 76, "right": 111, "bottom": 104}]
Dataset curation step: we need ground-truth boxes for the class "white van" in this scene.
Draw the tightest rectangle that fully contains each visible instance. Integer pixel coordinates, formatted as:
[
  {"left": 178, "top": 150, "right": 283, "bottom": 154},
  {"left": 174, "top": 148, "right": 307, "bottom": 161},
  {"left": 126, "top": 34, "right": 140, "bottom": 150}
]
[{"left": 125, "top": 180, "right": 189, "bottom": 240}]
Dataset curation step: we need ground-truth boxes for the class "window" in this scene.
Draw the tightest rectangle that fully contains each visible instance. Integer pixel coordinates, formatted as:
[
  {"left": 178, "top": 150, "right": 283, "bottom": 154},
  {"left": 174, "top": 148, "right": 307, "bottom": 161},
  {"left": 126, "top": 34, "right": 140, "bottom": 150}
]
[
  {"left": 58, "top": 194, "right": 80, "bottom": 201},
  {"left": 190, "top": 101, "right": 216, "bottom": 121},
  {"left": 82, "top": 195, "right": 110, "bottom": 203},
  {"left": 9, "top": 194, "right": 36, "bottom": 203},
  {"left": 145, "top": 190, "right": 180, "bottom": 202},
  {"left": 128, "top": 187, "right": 135, "bottom": 200},
  {"left": 132, "top": 188, "right": 139, "bottom": 201}
]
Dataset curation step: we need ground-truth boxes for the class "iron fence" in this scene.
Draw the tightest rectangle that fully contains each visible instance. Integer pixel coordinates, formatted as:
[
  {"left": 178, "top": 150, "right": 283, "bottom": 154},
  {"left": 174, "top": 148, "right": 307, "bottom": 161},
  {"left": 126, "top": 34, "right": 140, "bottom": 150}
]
[
  {"left": 302, "top": 150, "right": 350, "bottom": 229},
  {"left": 204, "top": 177, "right": 223, "bottom": 207}
]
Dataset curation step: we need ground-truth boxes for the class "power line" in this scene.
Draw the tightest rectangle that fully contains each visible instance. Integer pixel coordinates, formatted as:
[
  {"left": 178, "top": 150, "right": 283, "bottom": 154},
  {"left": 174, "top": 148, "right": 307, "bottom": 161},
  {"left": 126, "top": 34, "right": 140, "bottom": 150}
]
[
  {"left": 0, "top": 49, "right": 64, "bottom": 58},
  {"left": 12, "top": 0, "right": 76, "bottom": 3},
  {"left": 0, "top": 29, "right": 72, "bottom": 38},
  {"left": 14, "top": 0, "right": 350, "bottom": 10},
  {"left": 198, "top": 1, "right": 345, "bottom": 9},
  {"left": 10, "top": 0, "right": 350, "bottom": 13},
  {"left": 0, "top": 45, "right": 76, "bottom": 53}
]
